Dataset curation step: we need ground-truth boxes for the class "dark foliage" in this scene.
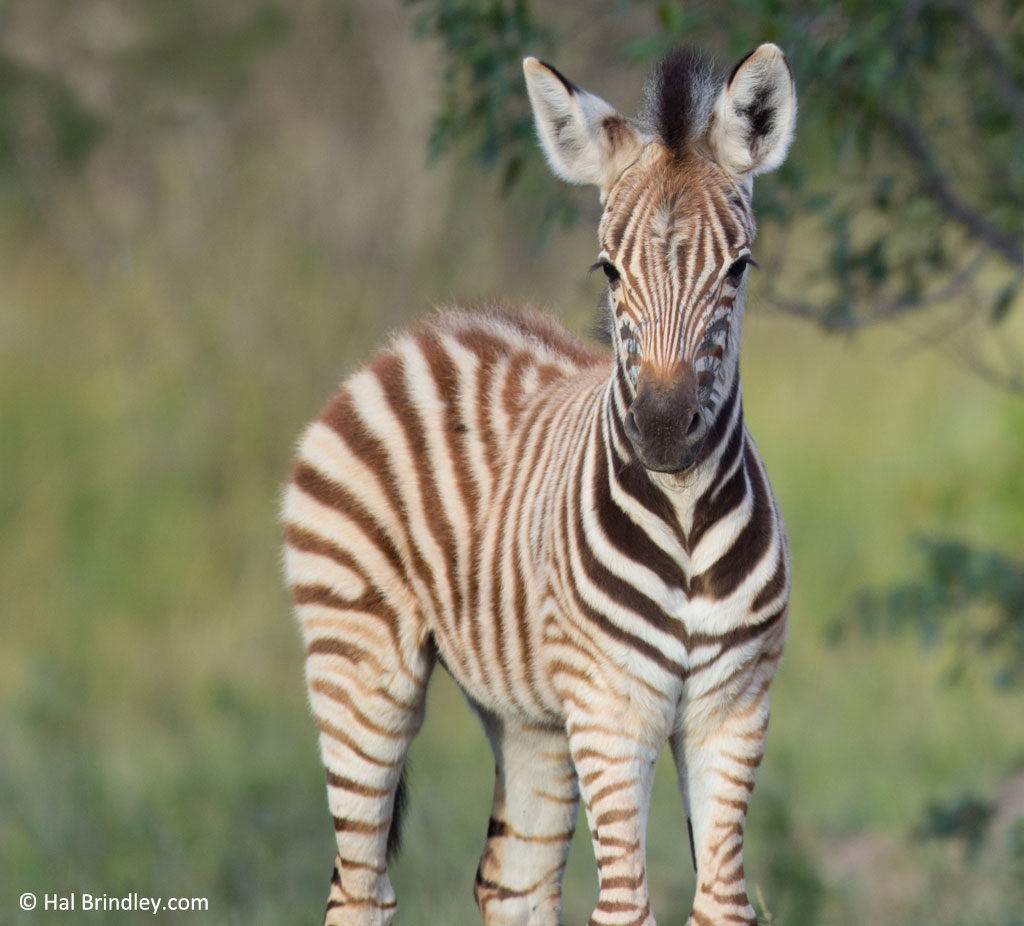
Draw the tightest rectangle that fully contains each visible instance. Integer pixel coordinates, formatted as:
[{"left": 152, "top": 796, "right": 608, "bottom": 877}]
[
  {"left": 914, "top": 793, "right": 995, "bottom": 857},
  {"left": 837, "top": 536, "right": 1024, "bottom": 688}
]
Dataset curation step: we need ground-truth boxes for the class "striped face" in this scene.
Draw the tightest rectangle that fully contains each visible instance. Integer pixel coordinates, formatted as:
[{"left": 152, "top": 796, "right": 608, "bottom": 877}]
[
  {"left": 599, "top": 147, "right": 756, "bottom": 472},
  {"left": 525, "top": 45, "right": 796, "bottom": 476}
]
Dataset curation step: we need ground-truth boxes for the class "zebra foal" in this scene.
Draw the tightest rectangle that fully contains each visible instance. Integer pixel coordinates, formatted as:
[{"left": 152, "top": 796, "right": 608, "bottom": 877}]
[{"left": 284, "top": 43, "right": 796, "bottom": 926}]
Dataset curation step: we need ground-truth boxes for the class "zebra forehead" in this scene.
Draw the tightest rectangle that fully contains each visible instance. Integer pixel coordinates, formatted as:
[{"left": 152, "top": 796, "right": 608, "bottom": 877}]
[{"left": 600, "top": 152, "right": 752, "bottom": 263}]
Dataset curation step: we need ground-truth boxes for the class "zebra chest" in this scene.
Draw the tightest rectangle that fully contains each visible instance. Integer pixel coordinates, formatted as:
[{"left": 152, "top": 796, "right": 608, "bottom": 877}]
[
  {"left": 447, "top": 431, "right": 787, "bottom": 725},
  {"left": 525, "top": 545, "right": 785, "bottom": 724}
]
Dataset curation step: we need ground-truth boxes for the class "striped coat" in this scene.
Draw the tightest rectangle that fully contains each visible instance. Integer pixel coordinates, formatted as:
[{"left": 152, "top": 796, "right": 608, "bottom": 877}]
[{"left": 284, "top": 43, "right": 797, "bottom": 926}]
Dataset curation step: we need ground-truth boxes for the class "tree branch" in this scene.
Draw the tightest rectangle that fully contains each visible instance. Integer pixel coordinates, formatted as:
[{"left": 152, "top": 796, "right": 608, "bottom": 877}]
[
  {"left": 765, "top": 249, "right": 992, "bottom": 331},
  {"left": 944, "top": 0, "right": 1024, "bottom": 124},
  {"left": 952, "top": 350, "right": 1024, "bottom": 397},
  {"left": 879, "top": 104, "right": 1023, "bottom": 270}
]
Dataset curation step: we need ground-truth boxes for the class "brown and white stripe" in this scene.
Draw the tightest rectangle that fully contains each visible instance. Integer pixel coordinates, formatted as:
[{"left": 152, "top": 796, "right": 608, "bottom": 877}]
[{"left": 284, "top": 42, "right": 797, "bottom": 926}]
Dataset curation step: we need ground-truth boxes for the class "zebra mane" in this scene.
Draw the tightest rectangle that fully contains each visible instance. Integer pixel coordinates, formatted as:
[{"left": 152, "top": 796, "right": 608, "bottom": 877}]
[{"left": 640, "top": 46, "right": 720, "bottom": 157}]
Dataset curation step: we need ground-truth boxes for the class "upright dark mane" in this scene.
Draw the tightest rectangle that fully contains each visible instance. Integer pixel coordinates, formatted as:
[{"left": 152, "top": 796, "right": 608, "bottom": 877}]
[{"left": 641, "top": 47, "right": 719, "bottom": 156}]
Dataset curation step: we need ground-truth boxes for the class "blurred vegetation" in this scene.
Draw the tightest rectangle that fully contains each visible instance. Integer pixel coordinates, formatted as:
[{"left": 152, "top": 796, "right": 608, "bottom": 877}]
[
  {"left": 843, "top": 536, "right": 1024, "bottom": 688},
  {"left": 1, "top": 1, "right": 1022, "bottom": 925},
  {"left": 408, "top": 0, "right": 1024, "bottom": 381}
]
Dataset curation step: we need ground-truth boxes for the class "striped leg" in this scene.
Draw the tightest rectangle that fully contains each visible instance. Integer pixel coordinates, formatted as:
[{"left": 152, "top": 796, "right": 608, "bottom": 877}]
[
  {"left": 672, "top": 687, "right": 770, "bottom": 926},
  {"left": 569, "top": 720, "right": 659, "bottom": 926},
  {"left": 474, "top": 718, "right": 580, "bottom": 926},
  {"left": 303, "top": 608, "right": 433, "bottom": 926}
]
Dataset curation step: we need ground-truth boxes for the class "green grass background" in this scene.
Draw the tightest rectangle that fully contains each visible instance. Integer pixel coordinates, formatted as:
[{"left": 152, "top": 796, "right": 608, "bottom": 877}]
[{"left": 2, "top": 3, "right": 1022, "bottom": 924}]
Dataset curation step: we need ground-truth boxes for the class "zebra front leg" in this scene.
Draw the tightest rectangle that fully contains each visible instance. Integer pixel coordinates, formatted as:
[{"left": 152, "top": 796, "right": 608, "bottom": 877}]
[
  {"left": 672, "top": 682, "right": 772, "bottom": 926},
  {"left": 474, "top": 716, "right": 580, "bottom": 926},
  {"left": 568, "top": 718, "right": 660, "bottom": 926}
]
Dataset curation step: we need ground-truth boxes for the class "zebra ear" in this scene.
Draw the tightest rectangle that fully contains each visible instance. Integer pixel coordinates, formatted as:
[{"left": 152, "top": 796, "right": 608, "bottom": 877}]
[
  {"left": 707, "top": 44, "right": 796, "bottom": 179},
  {"left": 524, "top": 57, "right": 644, "bottom": 197}
]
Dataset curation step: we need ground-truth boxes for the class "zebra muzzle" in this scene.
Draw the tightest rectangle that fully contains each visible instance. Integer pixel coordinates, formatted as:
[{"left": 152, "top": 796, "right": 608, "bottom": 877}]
[{"left": 623, "top": 369, "right": 708, "bottom": 473}]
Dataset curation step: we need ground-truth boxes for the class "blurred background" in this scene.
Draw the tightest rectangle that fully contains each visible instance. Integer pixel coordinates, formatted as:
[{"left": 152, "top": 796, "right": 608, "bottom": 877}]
[{"left": 2, "top": 1, "right": 1022, "bottom": 923}]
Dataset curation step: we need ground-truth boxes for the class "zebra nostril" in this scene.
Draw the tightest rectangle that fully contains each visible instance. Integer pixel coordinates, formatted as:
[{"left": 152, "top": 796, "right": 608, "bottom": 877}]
[
  {"left": 684, "top": 408, "right": 707, "bottom": 449},
  {"left": 624, "top": 408, "right": 642, "bottom": 442}
]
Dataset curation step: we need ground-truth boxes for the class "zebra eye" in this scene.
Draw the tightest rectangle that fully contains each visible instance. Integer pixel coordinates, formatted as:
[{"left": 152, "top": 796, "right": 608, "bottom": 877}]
[
  {"left": 599, "top": 260, "right": 621, "bottom": 285},
  {"left": 725, "top": 256, "right": 753, "bottom": 284}
]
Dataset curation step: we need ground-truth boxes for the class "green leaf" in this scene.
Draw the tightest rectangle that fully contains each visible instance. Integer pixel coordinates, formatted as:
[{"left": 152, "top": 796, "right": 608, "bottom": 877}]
[{"left": 990, "top": 282, "right": 1019, "bottom": 326}]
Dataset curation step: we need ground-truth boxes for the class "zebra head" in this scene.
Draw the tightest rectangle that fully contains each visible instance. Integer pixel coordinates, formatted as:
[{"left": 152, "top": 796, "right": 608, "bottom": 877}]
[{"left": 525, "top": 46, "right": 796, "bottom": 474}]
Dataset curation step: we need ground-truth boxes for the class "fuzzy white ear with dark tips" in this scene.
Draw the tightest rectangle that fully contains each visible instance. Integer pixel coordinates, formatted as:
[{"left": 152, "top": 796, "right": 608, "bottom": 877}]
[
  {"left": 707, "top": 43, "right": 796, "bottom": 178},
  {"left": 524, "top": 57, "right": 645, "bottom": 197}
]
